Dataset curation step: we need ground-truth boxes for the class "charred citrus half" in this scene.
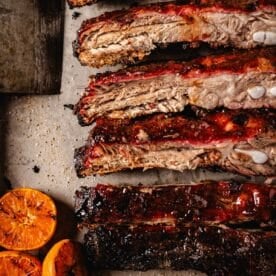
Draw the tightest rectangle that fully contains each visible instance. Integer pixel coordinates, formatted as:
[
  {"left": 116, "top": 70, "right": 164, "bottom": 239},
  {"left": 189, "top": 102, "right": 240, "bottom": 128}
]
[
  {"left": 42, "top": 239, "right": 88, "bottom": 276},
  {"left": 0, "top": 188, "right": 57, "bottom": 250},
  {"left": 0, "top": 251, "right": 42, "bottom": 275}
]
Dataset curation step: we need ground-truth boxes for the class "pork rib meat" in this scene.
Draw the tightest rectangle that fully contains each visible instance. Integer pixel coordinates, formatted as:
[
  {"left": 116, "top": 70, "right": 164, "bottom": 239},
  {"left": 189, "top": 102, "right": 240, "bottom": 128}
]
[
  {"left": 84, "top": 224, "right": 276, "bottom": 274},
  {"left": 74, "top": 2, "right": 276, "bottom": 67},
  {"left": 75, "top": 48, "right": 276, "bottom": 125},
  {"left": 75, "top": 108, "right": 276, "bottom": 176},
  {"left": 75, "top": 181, "right": 276, "bottom": 227},
  {"left": 68, "top": 0, "right": 271, "bottom": 8}
]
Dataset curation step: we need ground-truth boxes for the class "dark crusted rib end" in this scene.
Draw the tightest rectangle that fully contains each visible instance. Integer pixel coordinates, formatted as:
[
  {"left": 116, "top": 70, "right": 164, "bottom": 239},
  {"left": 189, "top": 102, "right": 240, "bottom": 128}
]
[
  {"left": 84, "top": 225, "right": 276, "bottom": 274},
  {"left": 77, "top": 113, "right": 90, "bottom": 127},
  {"left": 73, "top": 100, "right": 90, "bottom": 126},
  {"left": 74, "top": 146, "right": 87, "bottom": 178},
  {"left": 74, "top": 186, "right": 91, "bottom": 221},
  {"left": 72, "top": 39, "right": 80, "bottom": 58}
]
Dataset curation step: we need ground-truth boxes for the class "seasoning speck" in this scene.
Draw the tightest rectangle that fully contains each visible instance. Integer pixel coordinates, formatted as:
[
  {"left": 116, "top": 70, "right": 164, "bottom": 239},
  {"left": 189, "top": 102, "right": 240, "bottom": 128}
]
[
  {"left": 32, "top": 166, "right": 40, "bottom": 173},
  {"left": 72, "top": 12, "right": 81, "bottom": 19},
  {"left": 63, "top": 104, "right": 74, "bottom": 110}
]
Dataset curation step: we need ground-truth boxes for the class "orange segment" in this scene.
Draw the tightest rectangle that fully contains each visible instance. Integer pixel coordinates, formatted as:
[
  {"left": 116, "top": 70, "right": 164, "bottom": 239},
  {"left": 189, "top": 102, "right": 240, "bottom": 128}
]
[
  {"left": 42, "top": 239, "right": 88, "bottom": 276},
  {"left": 0, "top": 251, "right": 42, "bottom": 275},
  {"left": 0, "top": 188, "right": 57, "bottom": 251}
]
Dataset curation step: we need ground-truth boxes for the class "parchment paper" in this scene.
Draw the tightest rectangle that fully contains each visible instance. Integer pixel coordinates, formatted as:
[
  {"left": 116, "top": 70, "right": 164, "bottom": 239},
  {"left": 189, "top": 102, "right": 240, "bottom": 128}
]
[{"left": 0, "top": 1, "right": 261, "bottom": 275}]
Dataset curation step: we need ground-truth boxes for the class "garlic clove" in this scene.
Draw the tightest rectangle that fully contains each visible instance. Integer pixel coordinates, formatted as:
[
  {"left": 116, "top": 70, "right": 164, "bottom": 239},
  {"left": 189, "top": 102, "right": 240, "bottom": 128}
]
[
  {"left": 247, "top": 86, "right": 265, "bottom": 99},
  {"left": 235, "top": 149, "right": 268, "bottom": 164},
  {"left": 269, "top": 87, "right": 276, "bottom": 97},
  {"left": 253, "top": 31, "right": 276, "bottom": 45}
]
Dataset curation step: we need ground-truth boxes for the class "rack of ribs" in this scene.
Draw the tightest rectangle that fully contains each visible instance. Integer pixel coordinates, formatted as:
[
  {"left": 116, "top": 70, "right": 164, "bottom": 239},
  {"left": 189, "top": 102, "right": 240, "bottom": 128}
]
[
  {"left": 83, "top": 224, "right": 276, "bottom": 274},
  {"left": 75, "top": 181, "right": 276, "bottom": 227},
  {"left": 74, "top": 108, "right": 276, "bottom": 176},
  {"left": 76, "top": 181, "right": 276, "bottom": 273},
  {"left": 75, "top": 48, "right": 276, "bottom": 125},
  {"left": 74, "top": 1, "right": 276, "bottom": 67}
]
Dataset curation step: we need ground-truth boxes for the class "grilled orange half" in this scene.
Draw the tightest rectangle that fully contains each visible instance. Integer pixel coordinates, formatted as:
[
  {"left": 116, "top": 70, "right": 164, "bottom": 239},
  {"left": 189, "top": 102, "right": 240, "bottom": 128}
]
[
  {"left": 42, "top": 239, "right": 88, "bottom": 276},
  {"left": 0, "top": 251, "right": 42, "bottom": 275},
  {"left": 0, "top": 188, "right": 57, "bottom": 251}
]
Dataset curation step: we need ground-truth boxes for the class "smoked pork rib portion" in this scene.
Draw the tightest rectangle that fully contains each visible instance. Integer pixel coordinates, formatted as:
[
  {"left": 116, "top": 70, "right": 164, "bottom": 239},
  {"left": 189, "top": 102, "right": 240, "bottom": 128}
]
[
  {"left": 74, "top": 2, "right": 276, "bottom": 67},
  {"left": 75, "top": 48, "right": 276, "bottom": 125},
  {"left": 75, "top": 108, "right": 276, "bottom": 176},
  {"left": 84, "top": 225, "right": 276, "bottom": 274},
  {"left": 68, "top": 0, "right": 271, "bottom": 8},
  {"left": 75, "top": 182, "right": 276, "bottom": 227}
]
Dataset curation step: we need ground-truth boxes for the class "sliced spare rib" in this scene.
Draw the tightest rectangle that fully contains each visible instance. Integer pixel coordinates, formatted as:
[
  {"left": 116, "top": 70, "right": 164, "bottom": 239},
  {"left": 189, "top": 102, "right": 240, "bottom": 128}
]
[
  {"left": 84, "top": 224, "right": 276, "bottom": 274},
  {"left": 75, "top": 108, "right": 276, "bottom": 176},
  {"left": 68, "top": 0, "right": 270, "bottom": 8},
  {"left": 74, "top": 2, "right": 276, "bottom": 67},
  {"left": 75, "top": 48, "right": 276, "bottom": 125},
  {"left": 75, "top": 181, "right": 276, "bottom": 227}
]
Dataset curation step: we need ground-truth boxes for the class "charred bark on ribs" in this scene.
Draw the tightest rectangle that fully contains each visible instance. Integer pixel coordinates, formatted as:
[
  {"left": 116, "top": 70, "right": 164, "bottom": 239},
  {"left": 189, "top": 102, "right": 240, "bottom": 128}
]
[
  {"left": 76, "top": 181, "right": 276, "bottom": 273},
  {"left": 74, "top": 108, "right": 276, "bottom": 176},
  {"left": 75, "top": 48, "right": 276, "bottom": 125},
  {"left": 75, "top": 181, "right": 276, "bottom": 227},
  {"left": 68, "top": 0, "right": 275, "bottom": 8},
  {"left": 84, "top": 224, "right": 276, "bottom": 274},
  {"left": 71, "top": 0, "right": 276, "bottom": 273},
  {"left": 74, "top": 2, "right": 276, "bottom": 67},
  {"left": 68, "top": 0, "right": 272, "bottom": 8}
]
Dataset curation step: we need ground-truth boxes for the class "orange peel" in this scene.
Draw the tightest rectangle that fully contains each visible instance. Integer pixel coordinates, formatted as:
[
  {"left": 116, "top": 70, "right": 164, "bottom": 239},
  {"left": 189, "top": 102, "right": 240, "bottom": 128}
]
[
  {"left": 42, "top": 239, "right": 88, "bottom": 276},
  {"left": 0, "top": 251, "right": 42, "bottom": 275},
  {"left": 0, "top": 188, "right": 57, "bottom": 250}
]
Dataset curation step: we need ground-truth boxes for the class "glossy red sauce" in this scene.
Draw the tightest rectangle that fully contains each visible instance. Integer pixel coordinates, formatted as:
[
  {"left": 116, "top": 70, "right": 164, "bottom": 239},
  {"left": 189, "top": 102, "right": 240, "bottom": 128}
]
[
  {"left": 76, "top": 181, "right": 275, "bottom": 226},
  {"left": 81, "top": 48, "right": 275, "bottom": 97},
  {"left": 90, "top": 109, "right": 269, "bottom": 147}
]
